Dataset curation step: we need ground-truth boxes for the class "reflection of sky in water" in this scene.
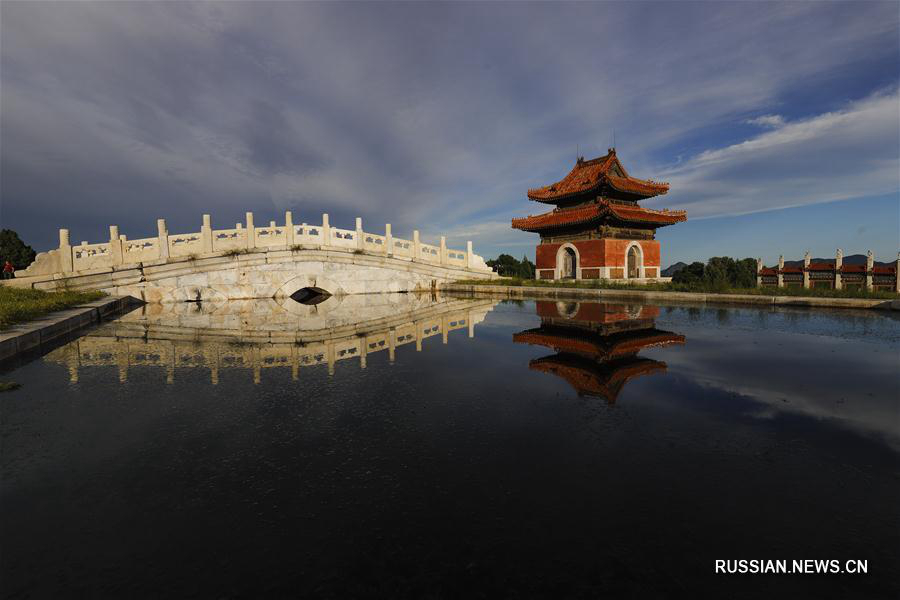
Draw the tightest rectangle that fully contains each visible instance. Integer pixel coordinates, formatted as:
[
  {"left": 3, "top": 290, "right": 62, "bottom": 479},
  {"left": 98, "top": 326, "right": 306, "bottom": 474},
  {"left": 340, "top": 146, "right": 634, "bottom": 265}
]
[{"left": 2, "top": 298, "right": 898, "bottom": 598}]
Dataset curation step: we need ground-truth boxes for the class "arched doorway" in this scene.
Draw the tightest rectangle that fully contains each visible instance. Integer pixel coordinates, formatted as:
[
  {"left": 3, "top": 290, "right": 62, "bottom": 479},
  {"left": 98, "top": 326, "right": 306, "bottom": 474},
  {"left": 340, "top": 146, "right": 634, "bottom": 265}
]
[
  {"left": 560, "top": 247, "right": 577, "bottom": 279},
  {"left": 627, "top": 245, "right": 642, "bottom": 279}
]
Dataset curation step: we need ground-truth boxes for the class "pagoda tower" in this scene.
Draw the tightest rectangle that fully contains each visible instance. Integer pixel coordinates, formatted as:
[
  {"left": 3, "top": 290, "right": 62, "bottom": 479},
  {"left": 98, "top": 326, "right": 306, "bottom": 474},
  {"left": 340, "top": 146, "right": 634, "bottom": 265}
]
[{"left": 512, "top": 149, "right": 686, "bottom": 281}]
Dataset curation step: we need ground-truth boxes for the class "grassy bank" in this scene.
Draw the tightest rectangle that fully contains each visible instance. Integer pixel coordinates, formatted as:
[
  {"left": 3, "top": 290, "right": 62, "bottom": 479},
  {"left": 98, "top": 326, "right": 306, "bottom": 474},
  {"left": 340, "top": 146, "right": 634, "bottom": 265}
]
[
  {"left": 0, "top": 287, "right": 106, "bottom": 330},
  {"left": 453, "top": 278, "right": 898, "bottom": 300}
]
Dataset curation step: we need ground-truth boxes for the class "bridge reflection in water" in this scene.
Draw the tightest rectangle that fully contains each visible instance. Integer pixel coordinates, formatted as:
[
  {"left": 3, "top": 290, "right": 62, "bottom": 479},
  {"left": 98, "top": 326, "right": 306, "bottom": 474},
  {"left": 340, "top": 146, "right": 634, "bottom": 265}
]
[
  {"left": 44, "top": 293, "right": 499, "bottom": 384},
  {"left": 514, "top": 300, "right": 685, "bottom": 403}
]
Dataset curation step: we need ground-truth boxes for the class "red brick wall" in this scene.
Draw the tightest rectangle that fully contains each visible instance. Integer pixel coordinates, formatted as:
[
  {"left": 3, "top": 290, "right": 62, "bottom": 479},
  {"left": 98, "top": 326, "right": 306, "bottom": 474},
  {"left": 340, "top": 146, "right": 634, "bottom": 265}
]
[
  {"left": 572, "top": 240, "right": 604, "bottom": 267},
  {"left": 536, "top": 243, "right": 561, "bottom": 270},
  {"left": 534, "top": 238, "right": 662, "bottom": 270},
  {"left": 638, "top": 240, "right": 661, "bottom": 267}
]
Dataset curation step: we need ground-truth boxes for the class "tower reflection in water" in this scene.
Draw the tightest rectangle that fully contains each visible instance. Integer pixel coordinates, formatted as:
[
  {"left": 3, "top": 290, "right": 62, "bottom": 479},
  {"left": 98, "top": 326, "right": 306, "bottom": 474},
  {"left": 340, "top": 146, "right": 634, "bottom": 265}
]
[
  {"left": 514, "top": 300, "right": 685, "bottom": 403},
  {"left": 44, "top": 293, "right": 498, "bottom": 384}
]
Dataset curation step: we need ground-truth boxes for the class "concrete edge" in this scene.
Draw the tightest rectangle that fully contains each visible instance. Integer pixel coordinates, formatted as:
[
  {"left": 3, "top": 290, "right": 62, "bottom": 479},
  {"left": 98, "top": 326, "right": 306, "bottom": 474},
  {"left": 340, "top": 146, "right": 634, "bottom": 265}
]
[
  {"left": 440, "top": 284, "right": 899, "bottom": 311},
  {"left": 0, "top": 296, "right": 144, "bottom": 362}
]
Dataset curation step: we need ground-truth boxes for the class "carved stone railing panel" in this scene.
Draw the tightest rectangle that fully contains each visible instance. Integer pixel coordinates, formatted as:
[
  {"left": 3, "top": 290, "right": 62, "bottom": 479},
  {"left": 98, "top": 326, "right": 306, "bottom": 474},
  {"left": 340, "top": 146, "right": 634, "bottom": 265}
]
[
  {"left": 212, "top": 228, "right": 247, "bottom": 252},
  {"left": 168, "top": 233, "right": 202, "bottom": 257},
  {"left": 254, "top": 226, "right": 287, "bottom": 248},
  {"left": 73, "top": 242, "right": 113, "bottom": 270}
]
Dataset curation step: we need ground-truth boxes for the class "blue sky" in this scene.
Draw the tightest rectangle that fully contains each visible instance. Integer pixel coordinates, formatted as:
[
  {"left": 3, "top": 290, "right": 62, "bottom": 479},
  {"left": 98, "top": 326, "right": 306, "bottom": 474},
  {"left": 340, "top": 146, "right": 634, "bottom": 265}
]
[{"left": 1, "top": 1, "right": 897, "bottom": 267}]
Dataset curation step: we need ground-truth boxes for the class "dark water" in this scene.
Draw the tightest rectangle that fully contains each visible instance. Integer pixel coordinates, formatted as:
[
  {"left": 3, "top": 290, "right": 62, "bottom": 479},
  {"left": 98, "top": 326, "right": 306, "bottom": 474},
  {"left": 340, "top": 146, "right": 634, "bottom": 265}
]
[{"left": 1, "top": 295, "right": 898, "bottom": 598}]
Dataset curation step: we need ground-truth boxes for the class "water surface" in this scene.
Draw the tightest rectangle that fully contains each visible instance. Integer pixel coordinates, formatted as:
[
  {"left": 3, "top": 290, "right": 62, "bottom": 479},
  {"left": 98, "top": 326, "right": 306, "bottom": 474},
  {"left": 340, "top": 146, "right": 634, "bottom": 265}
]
[{"left": 2, "top": 296, "right": 898, "bottom": 598}]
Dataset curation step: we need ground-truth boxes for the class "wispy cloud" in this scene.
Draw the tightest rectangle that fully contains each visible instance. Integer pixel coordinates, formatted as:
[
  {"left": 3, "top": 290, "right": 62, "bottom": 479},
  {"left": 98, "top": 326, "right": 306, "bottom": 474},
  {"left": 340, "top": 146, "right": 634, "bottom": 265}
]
[
  {"left": 0, "top": 1, "right": 897, "bottom": 257},
  {"left": 746, "top": 114, "right": 786, "bottom": 128},
  {"left": 652, "top": 90, "right": 900, "bottom": 219}
]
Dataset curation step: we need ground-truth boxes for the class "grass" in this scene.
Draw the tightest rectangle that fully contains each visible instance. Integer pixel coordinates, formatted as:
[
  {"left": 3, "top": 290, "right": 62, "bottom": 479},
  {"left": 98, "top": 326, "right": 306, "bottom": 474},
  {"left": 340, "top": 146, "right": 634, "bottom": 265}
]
[
  {"left": 0, "top": 287, "right": 106, "bottom": 330},
  {"left": 452, "top": 277, "right": 899, "bottom": 300},
  {"left": 224, "top": 248, "right": 251, "bottom": 257},
  {"left": 0, "top": 382, "right": 21, "bottom": 392}
]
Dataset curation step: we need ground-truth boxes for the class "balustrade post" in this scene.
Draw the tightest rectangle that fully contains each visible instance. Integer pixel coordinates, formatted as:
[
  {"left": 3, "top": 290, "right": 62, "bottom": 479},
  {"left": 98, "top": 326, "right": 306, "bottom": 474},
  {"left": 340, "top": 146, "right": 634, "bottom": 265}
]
[
  {"left": 385, "top": 224, "right": 392, "bottom": 257},
  {"left": 388, "top": 328, "right": 396, "bottom": 363},
  {"left": 245, "top": 212, "right": 255, "bottom": 249},
  {"left": 466, "top": 241, "right": 474, "bottom": 270},
  {"left": 440, "top": 236, "right": 447, "bottom": 265},
  {"left": 157, "top": 219, "right": 170, "bottom": 259},
  {"left": 415, "top": 321, "right": 423, "bottom": 352},
  {"left": 413, "top": 230, "right": 420, "bottom": 261},
  {"left": 865, "top": 250, "right": 874, "bottom": 290},
  {"left": 802, "top": 251, "right": 810, "bottom": 289},
  {"left": 322, "top": 213, "right": 330, "bottom": 248},
  {"left": 356, "top": 217, "right": 364, "bottom": 251},
  {"left": 285, "top": 211, "right": 294, "bottom": 247},
  {"left": 834, "top": 249, "right": 843, "bottom": 290},
  {"left": 58, "top": 228, "right": 73, "bottom": 272},
  {"left": 776, "top": 255, "right": 784, "bottom": 288},
  {"left": 895, "top": 252, "right": 899, "bottom": 293},
  {"left": 109, "top": 225, "right": 123, "bottom": 266},
  {"left": 756, "top": 258, "right": 762, "bottom": 287},
  {"left": 201, "top": 214, "right": 213, "bottom": 253}
]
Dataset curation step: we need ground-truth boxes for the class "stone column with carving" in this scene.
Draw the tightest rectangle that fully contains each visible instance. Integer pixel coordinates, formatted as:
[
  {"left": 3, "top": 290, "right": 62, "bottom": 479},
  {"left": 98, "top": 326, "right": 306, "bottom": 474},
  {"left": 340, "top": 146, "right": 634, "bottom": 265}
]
[
  {"left": 201, "top": 214, "right": 213, "bottom": 253},
  {"left": 285, "top": 211, "right": 294, "bottom": 247},
  {"left": 157, "top": 219, "right": 170, "bottom": 259},
  {"left": 413, "top": 230, "right": 420, "bottom": 261},
  {"left": 109, "top": 225, "right": 123, "bottom": 266},
  {"left": 835, "top": 249, "right": 843, "bottom": 290},
  {"left": 802, "top": 251, "right": 810, "bottom": 289},
  {"left": 777, "top": 255, "right": 784, "bottom": 288},
  {"left": 865, "top": 250, "right": 874, "bottom": 290},
  {"left": 440, "top": 236, "right": 447, "bottom": 265},
  {"left": 321, "top": 213, "right": 330, "bottom": 248},
  {"left": 356, "top": 217, "right": 364, "bottom": 251},
  {"left": 59, "top": 228, "right": 73, "bottom": 273},
  {"left": 385, "top": 224, "right": 392, "bottom": 257},
  {"left": 245, "top": 212, "right": 255, "bottom": 249},
  {"left": 467, "top": 241, "right": 474, "bottom": 270}
]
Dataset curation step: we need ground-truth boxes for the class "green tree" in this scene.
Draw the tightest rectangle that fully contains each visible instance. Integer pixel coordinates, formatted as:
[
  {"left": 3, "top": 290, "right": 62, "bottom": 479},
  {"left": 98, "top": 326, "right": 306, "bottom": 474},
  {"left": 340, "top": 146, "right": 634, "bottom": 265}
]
[
  {"left": 0, "top": 229, "right": 36, "bottom": 275},
  {"left": 732, "top": 258, "right": 758, "bottom": 288},
  {"left": 672, "top": 261, "right": 705, "bottom": 284},
  {"left": 518, "top": 255, "right": 535, "bottom": 279},
  {"left": 704, "top": 256, "right": 735, "bottom": 290}
]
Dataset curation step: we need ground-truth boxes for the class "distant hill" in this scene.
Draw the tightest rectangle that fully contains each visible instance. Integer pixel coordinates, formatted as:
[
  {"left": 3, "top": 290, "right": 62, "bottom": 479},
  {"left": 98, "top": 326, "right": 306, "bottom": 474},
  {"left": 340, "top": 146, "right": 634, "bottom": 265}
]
[
  {"left": 782, "top": 254, "right": 892, "bottom": 267},
  {"left": 661, "top": 262, "right": 687, "bottom": 277}
]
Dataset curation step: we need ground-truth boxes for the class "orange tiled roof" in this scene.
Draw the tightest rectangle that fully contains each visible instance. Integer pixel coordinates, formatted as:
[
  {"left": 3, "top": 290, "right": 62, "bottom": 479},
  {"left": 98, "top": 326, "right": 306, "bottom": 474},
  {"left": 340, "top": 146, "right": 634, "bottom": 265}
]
[
  {"left": 511, "top": 199, "right": 687, "bottom": 232},
  {"left": 529, "top": 354, "right": 666, "bottom": 403},
  {"left": 513, "top": 328, "right": 685, "bottom": 360},
  {"left": 807, "top": 262, "right": 835, "bottom": 271},
  {"left": 527, "top": 150, "right": 669, "bottom": 202}
]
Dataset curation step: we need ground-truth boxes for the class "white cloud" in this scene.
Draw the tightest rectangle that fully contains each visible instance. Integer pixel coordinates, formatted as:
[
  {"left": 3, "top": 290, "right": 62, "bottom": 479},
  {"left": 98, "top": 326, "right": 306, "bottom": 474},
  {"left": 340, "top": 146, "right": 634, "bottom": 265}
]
[
  {"left": 746, "top": 114, "right": 785, "bottom": 128},
  {"left": 651, "top": 90, "right": 900, "bottom": 219}
]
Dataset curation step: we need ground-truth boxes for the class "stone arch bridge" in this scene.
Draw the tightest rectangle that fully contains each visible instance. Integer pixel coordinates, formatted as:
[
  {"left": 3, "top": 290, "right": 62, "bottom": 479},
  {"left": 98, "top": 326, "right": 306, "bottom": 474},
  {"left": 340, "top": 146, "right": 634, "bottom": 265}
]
[{"left": 9, "top": 212, "right": 496, "bottom": 303}]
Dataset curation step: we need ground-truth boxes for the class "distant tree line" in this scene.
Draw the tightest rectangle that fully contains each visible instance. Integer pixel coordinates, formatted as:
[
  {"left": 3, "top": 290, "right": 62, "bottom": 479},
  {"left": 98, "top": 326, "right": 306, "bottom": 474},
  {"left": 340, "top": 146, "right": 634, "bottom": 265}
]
[
  {"left": 671, "top": 257, "right": 757, "bottom": 290},
  {"left": 486, "top": 254, "right": 535, "bottom": 279}
]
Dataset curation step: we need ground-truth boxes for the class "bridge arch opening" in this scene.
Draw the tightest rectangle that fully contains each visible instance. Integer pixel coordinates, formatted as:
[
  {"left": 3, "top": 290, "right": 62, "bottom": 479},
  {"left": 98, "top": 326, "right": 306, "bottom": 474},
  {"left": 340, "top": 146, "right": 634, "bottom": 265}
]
[{"left": 290, "top": 287, "right": 332, "bottom": 305}]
